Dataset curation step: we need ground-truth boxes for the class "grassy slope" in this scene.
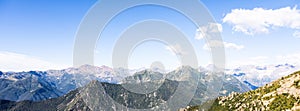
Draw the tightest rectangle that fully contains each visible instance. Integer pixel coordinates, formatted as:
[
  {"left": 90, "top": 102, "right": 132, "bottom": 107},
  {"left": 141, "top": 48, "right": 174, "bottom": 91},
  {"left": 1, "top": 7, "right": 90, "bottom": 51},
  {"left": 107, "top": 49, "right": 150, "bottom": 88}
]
[{"left": 186, "top": 71, "right": 300, "bottom": 111}]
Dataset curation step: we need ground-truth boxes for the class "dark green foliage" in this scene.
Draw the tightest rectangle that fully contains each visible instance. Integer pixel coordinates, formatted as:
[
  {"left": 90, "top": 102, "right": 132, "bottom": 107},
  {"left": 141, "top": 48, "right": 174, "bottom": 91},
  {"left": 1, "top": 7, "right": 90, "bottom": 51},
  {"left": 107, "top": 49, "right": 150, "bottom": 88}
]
[
  {"left": 264, "top": 81, "right": 280, "bottom": 94},
  {"left": 294, "top": 80, "right": 300, "bottom": 88},
  {"left": 268, "top": 94, "right": 297, "bottom": 110}
]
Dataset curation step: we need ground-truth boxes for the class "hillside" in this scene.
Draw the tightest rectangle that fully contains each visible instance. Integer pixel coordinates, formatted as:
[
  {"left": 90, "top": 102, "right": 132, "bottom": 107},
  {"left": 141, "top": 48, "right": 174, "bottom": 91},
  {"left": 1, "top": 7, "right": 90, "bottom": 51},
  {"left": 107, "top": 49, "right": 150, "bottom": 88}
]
[{"left": 185, "top": 71, "right": 300, "bottom": 111}]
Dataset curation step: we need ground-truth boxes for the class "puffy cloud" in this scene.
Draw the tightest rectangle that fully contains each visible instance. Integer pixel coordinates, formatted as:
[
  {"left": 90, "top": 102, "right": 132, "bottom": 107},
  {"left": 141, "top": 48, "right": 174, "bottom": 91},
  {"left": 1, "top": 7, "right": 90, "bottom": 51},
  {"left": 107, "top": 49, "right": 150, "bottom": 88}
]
[
  {"left": 0, "top": 51, "right": 69, "bottom": 72},
  {"left": 293, "top": 31, "right": 300, "bottom": 38},
  {"left": 223, "top": 6, "right": 300, "bottom": 35},
  {"left": 195, "top": 23, "right": 222, "bottom": 40},
  {"left": 203, "top": 41, "right": 244, "bottom": 51},
  {"left": 223, "top": 42, "right": 245, "bottom": 50}
]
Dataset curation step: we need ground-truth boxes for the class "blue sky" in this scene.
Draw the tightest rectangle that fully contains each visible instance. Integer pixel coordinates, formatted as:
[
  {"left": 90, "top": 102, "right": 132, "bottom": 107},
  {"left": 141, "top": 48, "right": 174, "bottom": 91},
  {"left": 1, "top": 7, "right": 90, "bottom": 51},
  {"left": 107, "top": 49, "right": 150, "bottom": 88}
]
[{"left": 1, "top": 0, "right": 300, "bottom": 71}]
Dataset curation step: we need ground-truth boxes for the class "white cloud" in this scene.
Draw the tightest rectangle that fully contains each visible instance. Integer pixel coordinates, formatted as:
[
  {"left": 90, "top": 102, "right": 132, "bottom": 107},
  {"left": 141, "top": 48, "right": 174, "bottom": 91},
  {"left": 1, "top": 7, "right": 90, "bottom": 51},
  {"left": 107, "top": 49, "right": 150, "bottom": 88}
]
[
  {"left": 223, "top": 6, "right": 300, "bottom": 35},
  {"left": 223, "top": 42, "right": 245, "bottom": 50},
  {"left": 165, "top": 44, "right": 187, "bottom": 56},
  {"left": 293, "top": 31, "right": 300, "bottom": 38},
  {"left": 0, "top": 51, "right": 69, "bottom": 72},
  {"left": 203, "top": 41, "right": 244, "bottom": 51},
  {"left": 276, "top": 52, "right": 300, "bottom": 65},
  {"left": 195, "top": 23, "right": 222, "bottom": 40},
  {"left": 228, "top": 53, "right": 300, "bottom": 68}
]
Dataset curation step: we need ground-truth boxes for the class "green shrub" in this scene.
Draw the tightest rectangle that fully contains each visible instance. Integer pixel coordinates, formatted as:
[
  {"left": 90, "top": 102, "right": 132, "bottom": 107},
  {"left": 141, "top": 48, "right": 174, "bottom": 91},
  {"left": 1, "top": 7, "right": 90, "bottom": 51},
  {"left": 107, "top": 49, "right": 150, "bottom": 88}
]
[
  {"left": 294, "top": 80, "right": 300, "bottom": 88},
  {"left": 269, "top": 94, "right": 296, "bottom": 111}
]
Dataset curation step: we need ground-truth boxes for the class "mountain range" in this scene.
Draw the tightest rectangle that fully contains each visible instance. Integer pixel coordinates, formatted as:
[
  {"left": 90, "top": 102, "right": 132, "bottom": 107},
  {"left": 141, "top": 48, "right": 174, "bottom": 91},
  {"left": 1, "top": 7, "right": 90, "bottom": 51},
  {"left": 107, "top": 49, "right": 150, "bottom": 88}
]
[
  {"left": 0, "top": 65, "right": 250, "bottom": 110},
  {"left": 0, "top": 65, "right": 135, "bottom": 101},
  {"left": 0, "top": 64, "right": 298, "bottom": 110}
]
